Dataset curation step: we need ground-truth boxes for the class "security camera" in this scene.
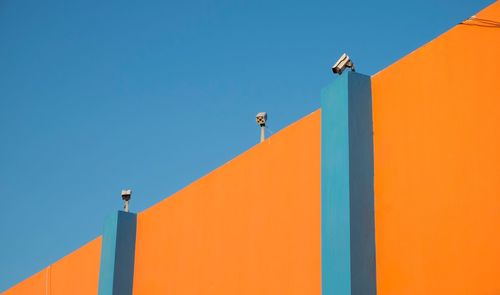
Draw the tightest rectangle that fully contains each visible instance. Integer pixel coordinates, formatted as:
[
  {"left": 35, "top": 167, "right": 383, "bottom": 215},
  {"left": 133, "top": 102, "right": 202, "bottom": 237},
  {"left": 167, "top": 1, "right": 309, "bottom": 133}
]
[
  {"left": 256, "top": 112, "right": 267, "bottom": 127},
  {"left": 121, "top": 189, "right": 132, "bottom": 201},
  {"left": 332, "top": 53, "right": 355, "bottom": 75}
]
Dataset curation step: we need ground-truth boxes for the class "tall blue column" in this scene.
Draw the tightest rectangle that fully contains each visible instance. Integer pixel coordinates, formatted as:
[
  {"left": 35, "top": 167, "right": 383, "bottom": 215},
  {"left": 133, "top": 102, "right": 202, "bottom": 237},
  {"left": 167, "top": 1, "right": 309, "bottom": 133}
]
[
  {"left": 321, "top": 71, "right": 377, "bottom": 295},
  {"left": 98, "top": 211, "right": 137, "bottom": 295}
]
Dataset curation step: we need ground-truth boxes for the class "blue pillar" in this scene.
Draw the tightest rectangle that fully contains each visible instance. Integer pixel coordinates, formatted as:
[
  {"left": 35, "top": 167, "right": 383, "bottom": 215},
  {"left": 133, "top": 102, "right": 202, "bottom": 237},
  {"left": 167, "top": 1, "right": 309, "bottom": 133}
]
[
  {"left": 98, "top": 211, "right": 137, "bottom": 295},
  {"left": 321, "top": 71, "right": 377, "bottom": 295}
]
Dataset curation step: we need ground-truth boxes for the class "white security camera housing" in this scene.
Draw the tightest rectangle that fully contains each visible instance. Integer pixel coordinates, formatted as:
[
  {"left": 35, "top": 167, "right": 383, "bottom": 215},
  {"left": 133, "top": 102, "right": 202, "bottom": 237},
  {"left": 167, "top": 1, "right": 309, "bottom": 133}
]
[
  {"left": 121, "top": 189, "right": 132, "bottom": 201},
  {"left": 256, "top": 112, "right": 267, "bottom": 127},
  {"left": 332, "top": 53, "right": 355, "bottom": 75}
]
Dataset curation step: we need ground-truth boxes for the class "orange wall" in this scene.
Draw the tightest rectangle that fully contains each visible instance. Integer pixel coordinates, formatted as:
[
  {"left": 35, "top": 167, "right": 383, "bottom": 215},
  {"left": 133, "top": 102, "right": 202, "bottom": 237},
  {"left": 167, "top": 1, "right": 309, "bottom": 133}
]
[
  {"left": 133, "top": 111, "right": 321, "bottom": 295},
  {"left": 1, "top": 271, "right": 45, "bottom": 295},
  {"left": 372, "top": 2, "right": 500, "bottom": 294},
  {"left": 2, "top": 237, "right": 101, "bottom": 295}
]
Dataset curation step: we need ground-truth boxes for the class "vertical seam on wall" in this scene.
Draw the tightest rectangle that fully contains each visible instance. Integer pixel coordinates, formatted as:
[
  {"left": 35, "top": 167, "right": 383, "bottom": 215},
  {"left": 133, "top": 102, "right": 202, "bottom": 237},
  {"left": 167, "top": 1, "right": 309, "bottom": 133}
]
[{"left": 45, "top": 265, "right": 51, "bottom": 295}]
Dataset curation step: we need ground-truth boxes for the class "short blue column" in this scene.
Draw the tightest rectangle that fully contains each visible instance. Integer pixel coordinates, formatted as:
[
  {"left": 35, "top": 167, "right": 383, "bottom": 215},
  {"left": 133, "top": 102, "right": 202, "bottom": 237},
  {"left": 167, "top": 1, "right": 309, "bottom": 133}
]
[
  {"left": 321, "top": 71, "right": 377, "bottom": 295},
  {"left": 98, "top": 211, "right": 137, "bottom": 295}
]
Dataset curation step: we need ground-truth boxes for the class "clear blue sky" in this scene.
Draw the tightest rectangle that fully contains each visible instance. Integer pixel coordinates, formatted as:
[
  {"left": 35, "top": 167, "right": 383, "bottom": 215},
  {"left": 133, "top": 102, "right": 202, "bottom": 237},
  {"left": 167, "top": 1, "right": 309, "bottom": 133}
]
[{"left": 0, "top": 0, "right": 493, "bottom": 291}]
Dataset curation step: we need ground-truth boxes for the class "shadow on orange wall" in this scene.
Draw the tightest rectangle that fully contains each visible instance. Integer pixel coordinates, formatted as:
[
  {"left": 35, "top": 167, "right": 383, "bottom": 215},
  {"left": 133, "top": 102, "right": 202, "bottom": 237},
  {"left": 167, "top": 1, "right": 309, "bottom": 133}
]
[
  {"left": 372, "top": 1, "right": 500, "bottom": 294},
  {"left": 2, "top": 237, "right": 101, "bottom": 295},
  {"left": 133, "top": 111, "right": 321, "bottom": 295}
]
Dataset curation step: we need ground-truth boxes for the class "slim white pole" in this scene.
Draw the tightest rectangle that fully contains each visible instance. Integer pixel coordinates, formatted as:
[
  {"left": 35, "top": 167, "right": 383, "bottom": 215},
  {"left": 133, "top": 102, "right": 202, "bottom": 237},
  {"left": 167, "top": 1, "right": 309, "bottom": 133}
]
[{"left": 260, "top": 126, "right": 265, "bottom": 143}]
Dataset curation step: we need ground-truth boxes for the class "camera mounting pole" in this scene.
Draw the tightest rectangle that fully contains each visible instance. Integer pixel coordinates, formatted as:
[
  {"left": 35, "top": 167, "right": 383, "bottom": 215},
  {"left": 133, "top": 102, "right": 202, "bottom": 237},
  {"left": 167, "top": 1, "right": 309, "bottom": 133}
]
[{"left": 256, "top": 112, "right": 267, "bottom": 143}]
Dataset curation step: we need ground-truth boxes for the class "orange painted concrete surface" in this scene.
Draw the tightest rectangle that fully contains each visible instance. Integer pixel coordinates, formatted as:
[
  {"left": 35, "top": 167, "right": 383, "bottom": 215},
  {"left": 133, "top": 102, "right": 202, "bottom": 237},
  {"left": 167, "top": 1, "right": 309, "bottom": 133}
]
[
  {"left": 372, "top": 2, "right": 500, "bottom": 294},
  {"left": 133, "top": 111, "right": 321, "bottom": 295},
  {"left": 2, "top": 237, "right": 101, "bottom": 295},
  {"left": 1, "top": 271, "right": 45, "bottom": 295}
]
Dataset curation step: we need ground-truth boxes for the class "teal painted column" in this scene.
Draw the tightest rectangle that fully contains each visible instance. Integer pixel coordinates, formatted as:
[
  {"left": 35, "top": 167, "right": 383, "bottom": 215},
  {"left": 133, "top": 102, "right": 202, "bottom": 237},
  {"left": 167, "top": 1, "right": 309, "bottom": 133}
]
[
  {"left": 98, "top": 211, "right": 137, "bottom": 295},
  {"left": 321, "top": 71, "right": 376, "bottom": 295}
]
